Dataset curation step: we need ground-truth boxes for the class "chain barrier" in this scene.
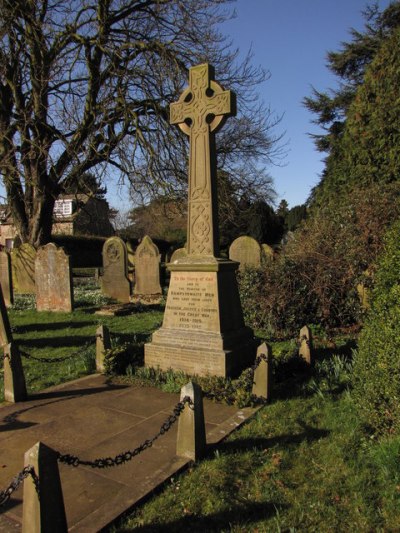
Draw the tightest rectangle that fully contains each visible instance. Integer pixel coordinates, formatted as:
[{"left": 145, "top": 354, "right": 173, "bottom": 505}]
[
  {"left": 0, "top": 465, "right": 39, "bottom": 508},
  {"left": 57, "top": 396, "right": 193, "bottom": 469},
  {"left": 202, "top": 354, "right": 269, "bottom": 406},
  {"left": 18, "top": 340, "right": 94, "bottom": 364}
]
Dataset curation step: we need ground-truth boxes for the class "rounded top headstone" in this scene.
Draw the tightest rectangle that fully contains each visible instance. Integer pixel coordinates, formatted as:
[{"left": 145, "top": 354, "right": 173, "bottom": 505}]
[
  {"left": 229, "top": 236, "right": 261, "bottom": 270},
  {"left": 169, "top": 247, "right": 188, "bottom": 264}
]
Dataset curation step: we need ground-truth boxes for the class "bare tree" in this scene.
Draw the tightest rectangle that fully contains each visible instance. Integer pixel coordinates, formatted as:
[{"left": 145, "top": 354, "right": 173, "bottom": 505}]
[{"left": 0, "top": 0, "right": 283, "bottom": 246}]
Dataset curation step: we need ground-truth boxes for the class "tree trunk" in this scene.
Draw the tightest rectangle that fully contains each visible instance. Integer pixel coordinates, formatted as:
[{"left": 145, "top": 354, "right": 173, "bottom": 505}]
[
  {"left": 28, "top": 195, "right": 55, "bottom": 248},
  {"left": 9, "top": 192, "right": 55, "bottom": 248}
]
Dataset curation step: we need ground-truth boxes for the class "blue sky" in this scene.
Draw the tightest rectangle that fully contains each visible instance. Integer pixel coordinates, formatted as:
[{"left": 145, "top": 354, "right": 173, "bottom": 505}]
[{"left": 220, "top": 0, "right": 392, "bottom": 208}]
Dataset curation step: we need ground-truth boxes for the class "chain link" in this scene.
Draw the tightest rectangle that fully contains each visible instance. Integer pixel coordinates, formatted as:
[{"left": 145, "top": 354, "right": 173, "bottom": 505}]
[
  {"left": 19, "top": 340, "right": 93, "bottom": 364},
  {"left": 0, "top": 465, "right": 39, "bottom": 508},
  {"left": 57, "top": 396, "right": 193, "bottom": 469}
]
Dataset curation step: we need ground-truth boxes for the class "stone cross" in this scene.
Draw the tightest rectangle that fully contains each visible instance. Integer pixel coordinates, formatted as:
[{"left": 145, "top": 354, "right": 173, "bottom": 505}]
[{"left": 170, "top": 64, "right": 236, "bottom": 257}]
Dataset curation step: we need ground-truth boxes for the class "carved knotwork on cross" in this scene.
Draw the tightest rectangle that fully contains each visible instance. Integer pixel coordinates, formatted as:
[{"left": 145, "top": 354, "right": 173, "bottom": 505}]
[{"left": 170, "top": 64, "right": 236, "bottom": 257}]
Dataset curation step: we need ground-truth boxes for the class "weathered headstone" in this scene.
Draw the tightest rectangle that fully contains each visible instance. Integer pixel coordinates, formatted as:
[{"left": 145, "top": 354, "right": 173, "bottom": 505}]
[
  {"left": 169, "top": 247, "right": 187, "bottom": 263},
  {"left": 0, "top": 250, "right": 13, "bottom": 306},
  {"left": 229, "top": 236, "right": 262, "bottom": 271},
  {"left": 35, "top": 243, "right": 73, "bottom": 312},
  {"left": 100, "top": 237, "right": 131, "bottom": 303},
  {"left": 133, "top": 235, "right": 162, "bottom": 302},
  {"left": 145, "top": 63, "right": 256, "bottom": 377},
  {"left": 299, "top": 325, "right": 312, "bottom": 364},
  {"left": 11, "top": 243, "right": 36, "bottom": 294}
]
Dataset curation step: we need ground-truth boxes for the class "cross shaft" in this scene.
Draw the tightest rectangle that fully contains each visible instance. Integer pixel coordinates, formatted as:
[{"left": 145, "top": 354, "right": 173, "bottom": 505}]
[{"left": 170, "top": 64, "right": 236, "bottom": 256}]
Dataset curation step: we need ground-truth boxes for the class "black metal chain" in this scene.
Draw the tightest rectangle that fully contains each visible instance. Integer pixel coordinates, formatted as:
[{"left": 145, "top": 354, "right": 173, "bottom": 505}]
[
  {"left": 19, "top": 340, "right": 94, "bottom": 364},
  {"left": 57, "top": 396, "right": 193, "bottom": 469},
  {"left": 0, "top": 465, "right": 39, "bottom": 508}
]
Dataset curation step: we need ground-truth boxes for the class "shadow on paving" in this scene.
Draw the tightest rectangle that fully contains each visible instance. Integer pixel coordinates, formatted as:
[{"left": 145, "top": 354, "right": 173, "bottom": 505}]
[
  {"left": 0, "top": 383, "right": 128, "bottom": 433},
  {"left": 12, "top": 321, "right": 97, "bottom": 333},
  {"left": 115, "top": 501, "right": 288, "bottom": 533},
  {"left": 217, "top": 423, "right": 330, "bottom": 455}
]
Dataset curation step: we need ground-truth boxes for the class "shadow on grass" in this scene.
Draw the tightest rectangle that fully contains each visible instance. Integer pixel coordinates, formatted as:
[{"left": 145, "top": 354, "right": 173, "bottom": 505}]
[
  {"left": 216, "top": 422, "right": 330, "bottom": 455},
  {"left": 312, "top": 339, "right": 357, "bottom": 364},
  {"left": 109, "top": 332, "right": 150, "bottom": 344},
  {"left": 13, "top": 321, "right": 97, "bottom": 333},
  {"left": 271, "top": 339, "right": 357, "bottom": 401},
  {"left": 18, "top": 335, "right": 94, "bottom": 349},
  {"left": 115, "top": 501, "right": 287, "bottom": 533}
]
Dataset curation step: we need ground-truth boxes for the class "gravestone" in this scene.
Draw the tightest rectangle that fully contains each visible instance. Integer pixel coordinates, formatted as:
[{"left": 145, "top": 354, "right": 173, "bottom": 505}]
[
  {"left": 0, "top": 250, "right": 13, "bottom": 306},
  {"left": 35, "top": 243, "right": 73, "bottom": 312},
  {"left": 169, "top": 247, "right": 188, "bottom": 264},
  {"left": 11, "top": 243, "right": 36, "bottom": 293},
  {"left": 133, "top": 236, "right": 162, "bottom": 302},
  {"left": 229, "top": 236, "right": 261, "bottom": 271},
  {"left": 100, "top": 237, "right": 131, "bottom": 303},
  {"left": 145, "top": 63, "right": 256, "bottom": 377}
]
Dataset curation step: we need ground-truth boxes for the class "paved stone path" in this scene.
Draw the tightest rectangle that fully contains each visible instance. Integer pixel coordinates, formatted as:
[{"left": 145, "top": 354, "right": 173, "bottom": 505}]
[{"left": 0, "top": 374, "right": 257, "bottom": 531}]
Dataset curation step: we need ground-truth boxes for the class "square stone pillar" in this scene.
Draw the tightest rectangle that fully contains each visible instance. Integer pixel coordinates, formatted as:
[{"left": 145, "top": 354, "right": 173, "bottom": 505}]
[{"left": 145, "top": 257, "right": 256, "bottom": 377}]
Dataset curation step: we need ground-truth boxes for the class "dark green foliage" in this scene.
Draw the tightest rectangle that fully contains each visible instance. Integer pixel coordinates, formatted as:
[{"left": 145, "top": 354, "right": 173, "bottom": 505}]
[
  {"left": 304, "top": 2, "right": 400, "bottom": 158},
  {"left": 219, "top": 197, "right": 284, "bottom": 249},
  {"left": 306, "top": 4, "right": 400, "bottom": 207},
  {"left": 52, "top": 235, "right": 106, "bottom": 267},
  {"left": 286, "top": 204, "right": 307, "bottom": 231},
  {"left": 352, "top": 220, "right": 400, "bottom": 435},
  {"left": 238, "top": 184, "right": 400, "bottom": 337},
  {"left": 341, "top": 27, "right": 400, "bottom": 189}
]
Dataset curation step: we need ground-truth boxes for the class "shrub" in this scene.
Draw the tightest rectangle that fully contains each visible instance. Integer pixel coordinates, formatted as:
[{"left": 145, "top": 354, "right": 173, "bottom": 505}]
[
  {"left": 238, "top": 183, "right": 400, "bottom": 337},
  {"left": 352, "top": 220, "right": 400, "bottom": 435}
]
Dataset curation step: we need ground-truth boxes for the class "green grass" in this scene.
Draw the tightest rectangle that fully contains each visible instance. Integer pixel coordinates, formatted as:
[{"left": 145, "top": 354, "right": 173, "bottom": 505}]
[
  {"left": 111, "top": 377, "right": 400, "bottom": 532},
  {"left": 1, "top": 291, "right": 399, "bottom": 531},
  {"left": 0, "top": 285, "right": 163, "bottom": 400}
]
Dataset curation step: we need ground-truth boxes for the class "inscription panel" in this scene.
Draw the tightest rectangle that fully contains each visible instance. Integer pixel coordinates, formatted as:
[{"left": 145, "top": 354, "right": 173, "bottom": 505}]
[{"left": 163, "top": 271, "right": 220, "bottom": 332}]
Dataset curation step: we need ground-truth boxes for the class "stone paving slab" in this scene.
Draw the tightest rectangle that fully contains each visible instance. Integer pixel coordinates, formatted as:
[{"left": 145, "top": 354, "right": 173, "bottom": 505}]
[{"left": 0, "top": 374, "right": 259, "bottom": 531}]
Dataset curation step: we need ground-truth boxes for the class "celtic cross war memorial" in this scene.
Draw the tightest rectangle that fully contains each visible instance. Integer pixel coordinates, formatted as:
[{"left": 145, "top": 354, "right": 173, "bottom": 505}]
[{"left": 145, "top": 64, "right": 256, "bottom": 377}]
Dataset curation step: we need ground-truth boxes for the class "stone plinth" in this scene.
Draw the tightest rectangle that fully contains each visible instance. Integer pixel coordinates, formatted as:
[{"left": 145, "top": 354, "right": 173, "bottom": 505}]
[
  {"left": 145, "top": 64, "right": 255, "bottom": 378},
  {"left": 145, "top": 258, "right": 256, "bottom": 377}
]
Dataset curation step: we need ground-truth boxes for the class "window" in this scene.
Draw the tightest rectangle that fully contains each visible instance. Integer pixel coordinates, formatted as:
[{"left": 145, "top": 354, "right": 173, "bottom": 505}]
[{"left": 54, "top": 199, "right": 74, "bottom": 218}]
